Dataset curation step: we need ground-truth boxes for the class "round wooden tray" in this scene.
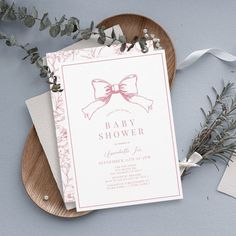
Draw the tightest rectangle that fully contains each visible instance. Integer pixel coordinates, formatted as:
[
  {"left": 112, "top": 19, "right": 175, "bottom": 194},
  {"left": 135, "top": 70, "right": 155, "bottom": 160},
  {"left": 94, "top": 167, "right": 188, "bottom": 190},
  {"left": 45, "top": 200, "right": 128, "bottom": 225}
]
[{"left": 22, "top": 13, "right": 176, "bottom": 218}]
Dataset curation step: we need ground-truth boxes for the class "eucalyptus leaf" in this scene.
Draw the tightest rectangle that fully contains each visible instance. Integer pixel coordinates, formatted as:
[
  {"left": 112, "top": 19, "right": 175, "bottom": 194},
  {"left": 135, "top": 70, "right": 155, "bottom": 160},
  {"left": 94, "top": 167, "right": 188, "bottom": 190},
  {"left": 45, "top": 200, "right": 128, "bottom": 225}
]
[
  {"left": 8, "top": 10, "right": 16, "bottom": 20},
  {"left": 24, "top": 15, "right": 35, "bottom": 27},
  {"left": 127, "top": 44, "right": 134, "bottom": 51},
  {"left": 27, "top": 47, "right": 38, "bottom": 55},
  {"left": 81, "top": 29, "right": 92, "bottom": 40},
  {"left": 58, "top": 14, "right": 66, "bottom": 24},
  {"left": 120, "top": 43, "right": 126, "bottom": 52},
  {"left": 67, "top": 23, "right": 75, "bottom": 35},
  {"left": 72, "top": 24, "right": 78, "bottom": 33},
  {"left": 98, "top": 26, "right": 105, "bottom": 38},
  {"left": 6, "top": 3, "right": 16, "bottom": 20},
  {"left": 60, "top": 27, "right": 67, "bottom": 37},
  {"left": 72, "top": 32, "right": 79, "bottom": 40},
  {"left": 18, "top": 7, "right": 27, "bottom": 19},
  {"left": 5, "top": 39, "right": 11, "bottom": 46},
  {"left": 40, "top": 68, "right": 48, "bottom": 78},
  {"left": 127, "top": 36, "right": 139, "bottom": 51},
  {"left": 0, "top": 31, "right": 7, "bottom": 39},
  {"left": 30, "top": 53, "right": 40, "bottom": 64},
  {"left": 1, "top": 3, "right": 14, "bottom": 20},
  {"left": 36, "top": 57, "right": 43, "bottom": 68},
  {"left": 51, "top": 87, "right": 58, "bottom": 92},
  {"left": 39, "top": 13, "right": 51, "bottom": 31},
  {"left": 111, "top": 28, "right": 116, "bottom": 40},
  {"left": 118, "top": 35, "right": 126, "bottom": 43},
  {"left": 61, "top": 23, "right": 74, "bottom": 36},
  {"left": 5, "top": 35, "right": 17, "bottom": 47},
  {"left": 43, "top": 65, "right": 49, "bottom": 71},
  {"left": 68, "top": 17, "right": 80, "bottom": 33},
  {"left": 138, "top": 37, "right": 148, "bottom": 53},
  {"left": 49, "top": 24, "right": 60, "bottom": 37},
  {"left": 70, "top": 17, "right": 80, "bottom": 26},
  {"left": 90, "top": 21, "right": 94, "bottom": 31},
  {"left": 97, "top": 36, "right": 105, "bottom": 44},
  {"left": 32, "top": 6, "right": 38, "bottom": 18}
]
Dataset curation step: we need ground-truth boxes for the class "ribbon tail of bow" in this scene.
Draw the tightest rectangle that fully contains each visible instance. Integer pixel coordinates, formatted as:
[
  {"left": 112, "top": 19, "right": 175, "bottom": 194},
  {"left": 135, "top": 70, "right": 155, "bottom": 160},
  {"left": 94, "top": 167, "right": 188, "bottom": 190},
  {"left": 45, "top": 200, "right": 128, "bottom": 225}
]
[
  {"left": 177, "top": 48, "right": 236, "bottom": 70},
  {"left": 128, "top": 95, "right": 153, "bottom": 112},
  {"left": 82, "top": 100, "right": 106, "bottom": 120},
  {"left": 179, "top": 152, "right": 203, "bottom": 176}
]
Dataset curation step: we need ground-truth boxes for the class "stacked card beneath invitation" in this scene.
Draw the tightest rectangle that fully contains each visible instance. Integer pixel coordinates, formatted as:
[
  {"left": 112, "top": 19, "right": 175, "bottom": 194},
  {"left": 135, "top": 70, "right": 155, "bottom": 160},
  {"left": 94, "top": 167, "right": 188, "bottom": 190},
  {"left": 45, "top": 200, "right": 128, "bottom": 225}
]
[
  {"left": 26, "top": 26, "right": 123, "bottom": 210},
  {"left": 26, "top": 26, "right": 183, "bottom": 212}
]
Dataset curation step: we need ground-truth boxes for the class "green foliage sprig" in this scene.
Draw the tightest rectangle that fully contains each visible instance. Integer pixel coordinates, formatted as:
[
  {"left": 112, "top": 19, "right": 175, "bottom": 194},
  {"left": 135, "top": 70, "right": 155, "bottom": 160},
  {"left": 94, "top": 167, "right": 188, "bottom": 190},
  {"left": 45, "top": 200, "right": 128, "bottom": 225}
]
[
  {"left": 186, "top": 82, "right": 236, "bottom": 174},
  {"left": 0, "top": 30, "right": 63, "bottom": 92},
  {"left": 0, "top": 0, "right": 84, "bottom": 39},
  {"left": 0, "top": 0, "right": 162, "bottom": 92}
]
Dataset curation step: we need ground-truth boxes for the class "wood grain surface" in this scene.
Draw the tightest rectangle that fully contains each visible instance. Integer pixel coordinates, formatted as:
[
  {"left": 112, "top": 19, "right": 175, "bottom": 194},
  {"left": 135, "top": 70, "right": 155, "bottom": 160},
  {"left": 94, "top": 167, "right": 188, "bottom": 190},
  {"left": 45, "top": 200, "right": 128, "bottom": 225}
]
[
  {"left": 22, "top": 127, "right": 91, "bottom": 218},
  {"left": 21, "top": 14, "right": 176, "bottom": 218}
]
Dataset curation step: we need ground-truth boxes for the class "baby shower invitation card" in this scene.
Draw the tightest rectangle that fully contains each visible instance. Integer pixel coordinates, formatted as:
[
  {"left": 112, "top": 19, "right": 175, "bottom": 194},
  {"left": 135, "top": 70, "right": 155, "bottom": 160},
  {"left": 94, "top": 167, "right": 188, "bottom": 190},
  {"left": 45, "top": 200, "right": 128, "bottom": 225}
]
[{"left": 47, "top": 44, "right": 183, "bottom": 212}]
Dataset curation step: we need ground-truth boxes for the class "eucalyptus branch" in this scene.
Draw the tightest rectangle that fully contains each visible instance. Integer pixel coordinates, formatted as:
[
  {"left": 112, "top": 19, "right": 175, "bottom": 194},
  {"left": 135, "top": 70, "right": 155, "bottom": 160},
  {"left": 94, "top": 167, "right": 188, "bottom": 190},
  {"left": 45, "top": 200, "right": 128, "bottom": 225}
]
[
  {"left": 0, "top": 0, "right": 162, "bottom": 92},
  {"left": 0, "top": 0, "right": 162, "bottom": 51},
  {"left": 0, "top": 31, "right": 62, "bottom": 92}
]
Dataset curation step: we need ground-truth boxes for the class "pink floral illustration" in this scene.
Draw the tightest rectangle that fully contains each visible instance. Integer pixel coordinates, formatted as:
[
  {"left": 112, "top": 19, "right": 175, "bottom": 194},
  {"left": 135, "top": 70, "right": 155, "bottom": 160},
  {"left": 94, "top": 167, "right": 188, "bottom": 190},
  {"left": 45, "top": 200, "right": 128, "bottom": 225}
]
[{"left": 47, "top": 42, "right": 158, "bottom": 203}]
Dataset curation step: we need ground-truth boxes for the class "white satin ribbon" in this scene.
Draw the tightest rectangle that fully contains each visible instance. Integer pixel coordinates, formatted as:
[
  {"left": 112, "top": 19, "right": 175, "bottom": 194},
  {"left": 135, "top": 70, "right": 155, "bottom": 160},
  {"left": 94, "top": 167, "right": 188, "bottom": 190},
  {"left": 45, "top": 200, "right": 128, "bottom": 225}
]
[
  {"left": 179, "top": 152, "right": 203, "bottom": 176},
  {"left": 177, "top": 48, "right": 236, "bottom": 70}
]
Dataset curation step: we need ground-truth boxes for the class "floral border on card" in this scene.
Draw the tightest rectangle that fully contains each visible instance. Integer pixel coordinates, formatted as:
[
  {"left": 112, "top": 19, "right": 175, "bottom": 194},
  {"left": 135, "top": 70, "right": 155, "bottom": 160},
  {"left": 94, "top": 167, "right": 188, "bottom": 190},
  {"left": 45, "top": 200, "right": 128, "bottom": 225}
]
[{"left": 46, "top": 42, "right": 156, "bottom": 203}]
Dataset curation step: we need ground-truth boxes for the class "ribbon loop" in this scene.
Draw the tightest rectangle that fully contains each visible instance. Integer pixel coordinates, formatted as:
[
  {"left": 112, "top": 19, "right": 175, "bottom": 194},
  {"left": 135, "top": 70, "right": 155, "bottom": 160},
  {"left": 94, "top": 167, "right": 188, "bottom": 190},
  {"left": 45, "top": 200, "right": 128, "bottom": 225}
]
[
  {"left": 177, "top": 48, "right": 236, "bottom": 70},
  {"left": 179, "top": 152, "right": 203, "bottom": 176}
]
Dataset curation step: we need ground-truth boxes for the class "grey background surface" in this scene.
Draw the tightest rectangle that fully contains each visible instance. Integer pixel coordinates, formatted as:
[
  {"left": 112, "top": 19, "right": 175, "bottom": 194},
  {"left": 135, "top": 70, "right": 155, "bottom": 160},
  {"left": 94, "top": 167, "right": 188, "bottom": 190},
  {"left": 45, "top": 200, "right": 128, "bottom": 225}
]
[{"left": 1, "top": 0, "right": 236, "bottom": 235}]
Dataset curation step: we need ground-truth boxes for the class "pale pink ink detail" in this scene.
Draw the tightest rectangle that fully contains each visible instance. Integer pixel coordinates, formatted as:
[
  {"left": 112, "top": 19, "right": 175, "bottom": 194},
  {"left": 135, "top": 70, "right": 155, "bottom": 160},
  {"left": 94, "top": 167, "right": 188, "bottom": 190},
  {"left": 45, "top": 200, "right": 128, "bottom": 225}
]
[
  {"left": 82, "top": 74, "right": 153, "bottom": 120},
  {"left": 47, "top": 46, "right": 107, "bottom": 203},
  {"left": 47, "top": 42, "right": 161, "bottom": 204},
  {"left": 47, "top": 51, "right": 77, "bottom": 203}
]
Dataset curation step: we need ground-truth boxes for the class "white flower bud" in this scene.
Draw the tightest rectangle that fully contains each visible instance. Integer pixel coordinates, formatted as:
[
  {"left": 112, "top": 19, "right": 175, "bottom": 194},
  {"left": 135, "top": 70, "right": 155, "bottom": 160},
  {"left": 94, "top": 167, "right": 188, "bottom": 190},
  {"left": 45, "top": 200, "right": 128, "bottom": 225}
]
[
  {"left": 150, "top": 33, "right": 155, "bottom": 39},
  {"left": 143, "top": 28, "right": 148, "bottom": 34},
  {"left": 43, "top": 195, "right": 49, "bottom": 201},
  {"left": 153, "top": 38, "right": 159, "bottom": 43}
]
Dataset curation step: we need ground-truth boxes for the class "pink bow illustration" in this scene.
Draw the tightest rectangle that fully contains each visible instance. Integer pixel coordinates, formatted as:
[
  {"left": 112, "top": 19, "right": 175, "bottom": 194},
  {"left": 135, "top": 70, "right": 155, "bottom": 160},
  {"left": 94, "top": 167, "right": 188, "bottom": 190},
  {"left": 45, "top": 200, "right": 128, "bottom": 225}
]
[{"left": 82, "top": 74, "right": 153, "bottom": 119}]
